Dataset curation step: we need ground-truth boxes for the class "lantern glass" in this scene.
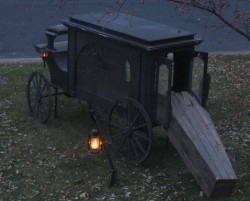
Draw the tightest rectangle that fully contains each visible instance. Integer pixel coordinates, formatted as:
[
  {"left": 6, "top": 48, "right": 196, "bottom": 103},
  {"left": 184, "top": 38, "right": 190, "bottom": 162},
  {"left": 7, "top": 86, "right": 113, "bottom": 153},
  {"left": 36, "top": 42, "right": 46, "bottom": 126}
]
[{"left": 88, "top": 129, "right": 103, "bottom": 154}]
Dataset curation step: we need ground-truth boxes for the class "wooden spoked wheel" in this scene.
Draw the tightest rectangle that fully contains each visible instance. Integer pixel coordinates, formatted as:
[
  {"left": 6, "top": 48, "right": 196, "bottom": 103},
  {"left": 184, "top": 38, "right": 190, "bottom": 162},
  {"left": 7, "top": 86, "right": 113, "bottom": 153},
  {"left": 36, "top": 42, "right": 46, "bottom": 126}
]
[
  {"left": 108, "top": 97, "right": 152, "bottom": 165},
  {"left": 27, "top": 71, "right": 52, "bottom": 123}
]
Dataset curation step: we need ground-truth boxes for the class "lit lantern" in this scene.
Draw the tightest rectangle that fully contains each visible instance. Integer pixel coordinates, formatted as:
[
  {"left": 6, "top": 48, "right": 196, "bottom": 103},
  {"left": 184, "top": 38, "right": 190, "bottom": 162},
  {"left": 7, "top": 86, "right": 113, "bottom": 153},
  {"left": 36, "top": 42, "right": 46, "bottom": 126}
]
[
  {"left": 88, "top": 128, "right": 103, "bottom": 155},
  {"left": 40, "top": 51, "right": 48, "bottom": 67},
  {"left": 41, "top": 51, "right": 48, "bottom": 59}
]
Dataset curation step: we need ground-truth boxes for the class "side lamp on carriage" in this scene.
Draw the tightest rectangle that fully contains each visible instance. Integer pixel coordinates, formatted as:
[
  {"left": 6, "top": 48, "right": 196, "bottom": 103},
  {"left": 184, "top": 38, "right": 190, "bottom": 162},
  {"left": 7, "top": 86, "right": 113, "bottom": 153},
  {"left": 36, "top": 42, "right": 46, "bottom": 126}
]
[
  {"left": 41, "top": 51, "right": 48, "bottom": 59},
  {"left": 41, "top": 51, "right": 48, "bottom": 67}
]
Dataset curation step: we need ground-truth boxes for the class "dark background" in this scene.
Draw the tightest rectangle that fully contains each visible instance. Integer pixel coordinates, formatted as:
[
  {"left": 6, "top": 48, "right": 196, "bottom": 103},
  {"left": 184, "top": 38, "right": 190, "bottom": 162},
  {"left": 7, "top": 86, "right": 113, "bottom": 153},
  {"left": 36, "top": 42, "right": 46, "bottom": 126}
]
[{"left": 0, "top": 0, "right": 249, "bottom": 59}]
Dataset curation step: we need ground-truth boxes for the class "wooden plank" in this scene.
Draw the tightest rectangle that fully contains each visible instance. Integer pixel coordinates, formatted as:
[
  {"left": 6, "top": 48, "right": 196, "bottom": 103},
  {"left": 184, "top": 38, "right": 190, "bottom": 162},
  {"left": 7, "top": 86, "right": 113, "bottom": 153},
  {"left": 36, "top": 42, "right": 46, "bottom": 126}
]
[{"left": 168, "top": 92, "right": 237, "bottom": 197}]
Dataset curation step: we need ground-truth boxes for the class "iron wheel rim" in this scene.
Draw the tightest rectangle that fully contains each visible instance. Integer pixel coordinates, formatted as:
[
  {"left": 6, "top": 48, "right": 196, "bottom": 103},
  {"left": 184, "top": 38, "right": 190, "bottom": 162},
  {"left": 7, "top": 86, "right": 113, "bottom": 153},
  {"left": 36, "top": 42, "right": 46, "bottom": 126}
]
[
  {"left": 108, "top": 97, "right": 152, "bottom": 165},
  {"left": 27, "top": 71, "right": 52, "bottom": 123}
]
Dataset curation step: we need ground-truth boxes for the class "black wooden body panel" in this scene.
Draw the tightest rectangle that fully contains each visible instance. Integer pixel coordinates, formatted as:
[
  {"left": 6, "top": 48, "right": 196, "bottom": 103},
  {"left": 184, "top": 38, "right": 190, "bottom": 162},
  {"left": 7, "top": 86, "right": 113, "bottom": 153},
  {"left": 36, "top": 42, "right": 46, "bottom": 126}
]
[
  {"left": 68, "top": 28, "right": 76, "bottom": 96},
  {"left": 47, "top": 51, "right": 68, "bottom": 91},
  {"left": 67, "top": 28, "right": 141, "bottom": 111},
  {"left": 139, "top": 51, "right": 158, "bottom": 122}
]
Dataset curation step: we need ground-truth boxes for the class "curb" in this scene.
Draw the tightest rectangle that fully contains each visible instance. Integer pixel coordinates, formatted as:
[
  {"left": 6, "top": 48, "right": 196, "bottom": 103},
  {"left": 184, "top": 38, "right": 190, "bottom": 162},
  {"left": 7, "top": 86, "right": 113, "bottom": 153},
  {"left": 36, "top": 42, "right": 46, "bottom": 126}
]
[
  {"left": 0, "top": 51, "right": 249, "bottom": 64},
  {"left": 209, "top": 51, "right": 250, "bottom": 55},
  {"left": 0, "top": 57, "right": 41, "bottom": 64}
]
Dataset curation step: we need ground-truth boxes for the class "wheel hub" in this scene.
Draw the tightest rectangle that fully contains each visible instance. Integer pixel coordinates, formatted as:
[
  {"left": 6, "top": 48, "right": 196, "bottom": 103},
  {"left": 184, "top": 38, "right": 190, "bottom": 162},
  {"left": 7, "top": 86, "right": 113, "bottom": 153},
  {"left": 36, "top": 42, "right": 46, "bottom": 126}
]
[{"left": 36, "top": 92, "right": 42, "bottom": 101}]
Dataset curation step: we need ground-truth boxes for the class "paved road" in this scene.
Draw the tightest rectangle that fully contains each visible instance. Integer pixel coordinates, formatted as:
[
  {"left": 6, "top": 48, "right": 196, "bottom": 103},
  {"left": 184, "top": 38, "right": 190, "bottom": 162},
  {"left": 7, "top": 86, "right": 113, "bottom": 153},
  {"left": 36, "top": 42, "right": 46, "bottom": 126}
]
[{"left": 0, "top": 0, "right": 249, "bottom": 59}]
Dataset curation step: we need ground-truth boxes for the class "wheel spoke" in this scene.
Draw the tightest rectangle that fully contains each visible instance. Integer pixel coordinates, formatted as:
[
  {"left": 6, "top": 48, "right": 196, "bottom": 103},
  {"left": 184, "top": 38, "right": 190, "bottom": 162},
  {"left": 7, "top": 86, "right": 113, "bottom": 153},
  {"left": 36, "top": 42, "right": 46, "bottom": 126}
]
[
  {"left": 36, "top": 101, "right": 41, "bottom": 119},
  {"left": 39, "top": 97, "right": 48, "bottom": 122},
  {"left": 130, "top": 110, "right": 141, "bottom": 128},
  {"left": 131, "top": 123, "right": 147, "bottom": 131},
  {"left": 127, "top": 136, "right": 131, "bottom": 160},
  {"left": 45, "top": 98, "right": 50, "bottom": 109},
  {"left": 113, "top": 107, "right": 127, "bottom": 126},
  {"left": 31, "top": 99, "right": 39, "bottom": 112},
  {"left": 27, "top": 72, "right": 52, "bottom": 123},
  {"left": 39, "top": 74, "right": 42, "bottom": 91},
  {"left": 120, "top": 103, "right": 128, "bottom": 123},
  {"left": 108, "top": 97, "right": 152, "bottom": 165},
  {"left": 132, "top": 135, "right": 146, "bottom": 155},
  {"left": 40, "top": 83, "right": 47, "bottom": 94},
  {"left": 112, "top": 129, "right": 129, "bottom": 140},
  {"left": 132, "top": 131, "right": 149, "bottom": 141},
  {"left": 110, "top": 122, "right": 127, "bottom": 136},
  {"left": 127, "top": 101, "right": 130, "bottom": 125},
  {"left": 40, "top": 99, "right": 48, "bottom": 115},
  {"left": 130, "top": 137, "right": 139, "bottom": 159},
  {"left": 109, "top": 122, "right": 121, "bottom": 129},
  {"left": 32, "top": 79, "right": 38, "bottom": 93},
  {"left": 117, "top": 135, "right": 128, "bottom": 152},
  {"left": 40, "top": 93, "right": 50, "bottom": 99},
  {"left": 34, "top": 74, "right": 39, "bottom": 92},
  {"left": 40, "top": 103, "right": 47, "bottom": 121}
]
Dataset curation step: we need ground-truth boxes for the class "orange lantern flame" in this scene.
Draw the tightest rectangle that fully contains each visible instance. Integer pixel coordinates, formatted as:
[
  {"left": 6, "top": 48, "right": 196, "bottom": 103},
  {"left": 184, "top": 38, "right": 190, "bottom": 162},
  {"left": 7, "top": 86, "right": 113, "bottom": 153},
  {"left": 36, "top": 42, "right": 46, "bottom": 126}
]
[{"left": 88, "top": 129, "right": 103, "bottom": 154}]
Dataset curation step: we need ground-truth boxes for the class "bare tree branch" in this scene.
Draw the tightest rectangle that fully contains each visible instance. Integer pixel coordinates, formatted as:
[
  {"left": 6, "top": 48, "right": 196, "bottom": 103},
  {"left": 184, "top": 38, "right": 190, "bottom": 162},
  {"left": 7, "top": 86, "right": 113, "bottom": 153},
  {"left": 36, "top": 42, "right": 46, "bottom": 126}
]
[
  {"left": 167, "top": 0, "right": 250, "bottom": 41},
  {"left": 60, "top": 0, "right": 250, "bottom": 41}
]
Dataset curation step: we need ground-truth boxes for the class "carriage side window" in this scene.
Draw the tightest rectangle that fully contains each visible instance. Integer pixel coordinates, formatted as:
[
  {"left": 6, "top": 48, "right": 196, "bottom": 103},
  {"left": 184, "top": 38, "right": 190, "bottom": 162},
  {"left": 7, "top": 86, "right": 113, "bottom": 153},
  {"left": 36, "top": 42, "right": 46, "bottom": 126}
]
[
  {"left": 156, "top": 60, "right": 172, "bottom": 127},
  {"left": 190, "top": 57, "right": 204, "bottom": 101},
  {"left": 158, "top": 64, "right": 169, "bottom": 95},
  {"left": 125, "top": 60, "right": 131, "bottom": 82}
]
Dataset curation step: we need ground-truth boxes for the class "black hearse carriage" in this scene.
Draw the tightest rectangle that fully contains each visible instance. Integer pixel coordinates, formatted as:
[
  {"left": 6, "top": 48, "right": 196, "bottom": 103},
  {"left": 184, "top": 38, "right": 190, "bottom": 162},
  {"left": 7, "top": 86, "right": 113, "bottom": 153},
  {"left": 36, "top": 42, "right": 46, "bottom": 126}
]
[{"left": 27, "top": 13, "right": 236, "bottom": 197}]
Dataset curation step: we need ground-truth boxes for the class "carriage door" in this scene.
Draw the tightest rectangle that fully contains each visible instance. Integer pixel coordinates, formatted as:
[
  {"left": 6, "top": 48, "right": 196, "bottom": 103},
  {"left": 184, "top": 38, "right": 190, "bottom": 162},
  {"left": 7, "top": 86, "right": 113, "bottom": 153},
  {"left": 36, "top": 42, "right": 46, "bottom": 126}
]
[
  {"left": 188, "top": 51, "right": 210, "bottom": 107},
  {"left": 156, "top": 57, "right": 172, "bottom": 128}
]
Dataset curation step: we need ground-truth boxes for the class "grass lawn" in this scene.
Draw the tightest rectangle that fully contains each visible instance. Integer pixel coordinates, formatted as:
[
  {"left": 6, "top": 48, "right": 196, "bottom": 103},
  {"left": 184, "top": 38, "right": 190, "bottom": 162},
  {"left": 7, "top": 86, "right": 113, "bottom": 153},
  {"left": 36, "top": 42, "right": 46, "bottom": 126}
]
[{"left": 0, "top": 55, "right": 249, "bottom": 200}]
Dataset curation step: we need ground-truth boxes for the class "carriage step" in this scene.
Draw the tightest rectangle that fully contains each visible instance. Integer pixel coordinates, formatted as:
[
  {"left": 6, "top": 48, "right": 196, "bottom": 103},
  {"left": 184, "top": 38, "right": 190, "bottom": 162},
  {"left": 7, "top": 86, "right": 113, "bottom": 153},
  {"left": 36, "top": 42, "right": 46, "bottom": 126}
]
[{"left": 168, "top": 92, "right": 237, "bottom": 197}]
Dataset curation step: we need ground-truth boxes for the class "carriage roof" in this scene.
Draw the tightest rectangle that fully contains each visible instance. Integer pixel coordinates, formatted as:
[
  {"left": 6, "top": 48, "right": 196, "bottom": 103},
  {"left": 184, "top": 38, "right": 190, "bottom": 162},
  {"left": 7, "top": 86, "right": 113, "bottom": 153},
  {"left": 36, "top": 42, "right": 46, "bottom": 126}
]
[{"left": 63, "top": 12, "right": 202, "bottom": 51}]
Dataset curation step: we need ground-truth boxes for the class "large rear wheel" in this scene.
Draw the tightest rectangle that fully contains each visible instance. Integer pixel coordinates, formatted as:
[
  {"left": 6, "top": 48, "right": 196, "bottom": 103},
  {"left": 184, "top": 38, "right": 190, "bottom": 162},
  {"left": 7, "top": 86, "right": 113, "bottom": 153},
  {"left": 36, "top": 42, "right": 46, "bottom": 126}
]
[
  {"left": 27, "top": 71, "right": 52, "bottom": 123},
  {"left": 108, "top": 97, "right": 152, "bottom": 165}
]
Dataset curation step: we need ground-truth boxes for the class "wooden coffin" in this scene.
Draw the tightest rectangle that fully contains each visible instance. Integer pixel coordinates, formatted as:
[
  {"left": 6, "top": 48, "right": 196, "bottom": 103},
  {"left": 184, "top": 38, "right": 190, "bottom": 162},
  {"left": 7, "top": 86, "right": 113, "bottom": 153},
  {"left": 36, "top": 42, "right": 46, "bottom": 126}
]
[{"left": 168, "top": 92, "right": 237, "bottom": 197}]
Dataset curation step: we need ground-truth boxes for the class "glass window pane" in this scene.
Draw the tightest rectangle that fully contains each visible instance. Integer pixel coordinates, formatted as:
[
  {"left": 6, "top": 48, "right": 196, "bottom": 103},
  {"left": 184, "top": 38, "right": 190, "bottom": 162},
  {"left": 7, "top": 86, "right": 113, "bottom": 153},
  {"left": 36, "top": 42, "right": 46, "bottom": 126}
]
[
  {"left": 158, "top": 64, "right": 169, "bottom": 95},
  {"left": 191, "top": 57, "right": 204, "bottom": 100},
  {"left": 125, "top": 60, "right": 131, "bottom": 83}
]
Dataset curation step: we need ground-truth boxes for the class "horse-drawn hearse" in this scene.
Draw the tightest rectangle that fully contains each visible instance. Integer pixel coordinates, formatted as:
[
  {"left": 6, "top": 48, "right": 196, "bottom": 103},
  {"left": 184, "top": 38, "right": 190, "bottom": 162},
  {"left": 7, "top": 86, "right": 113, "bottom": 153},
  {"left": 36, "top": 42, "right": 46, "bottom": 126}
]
[{"left": 27, "top": 13, "right": 237, "bottom": 197}]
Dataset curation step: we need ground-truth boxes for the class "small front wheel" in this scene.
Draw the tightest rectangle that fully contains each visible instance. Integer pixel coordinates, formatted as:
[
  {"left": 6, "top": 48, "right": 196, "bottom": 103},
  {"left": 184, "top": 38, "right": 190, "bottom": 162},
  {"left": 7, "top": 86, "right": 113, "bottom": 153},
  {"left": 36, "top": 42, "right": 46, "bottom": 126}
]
[
  {"left": 108, "top": 97, "right": 153, "bottom": 165},
  {"left": 27, "top": 71, "right": 52, "bottom": 123}
]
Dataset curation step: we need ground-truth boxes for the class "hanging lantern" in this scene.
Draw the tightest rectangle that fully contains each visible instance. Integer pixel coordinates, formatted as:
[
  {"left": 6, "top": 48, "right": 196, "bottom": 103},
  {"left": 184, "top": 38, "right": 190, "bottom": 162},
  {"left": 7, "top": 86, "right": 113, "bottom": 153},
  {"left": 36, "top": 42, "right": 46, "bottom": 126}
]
[{"left": 88, "top": 128, "right": 103, "bottom": 155}]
